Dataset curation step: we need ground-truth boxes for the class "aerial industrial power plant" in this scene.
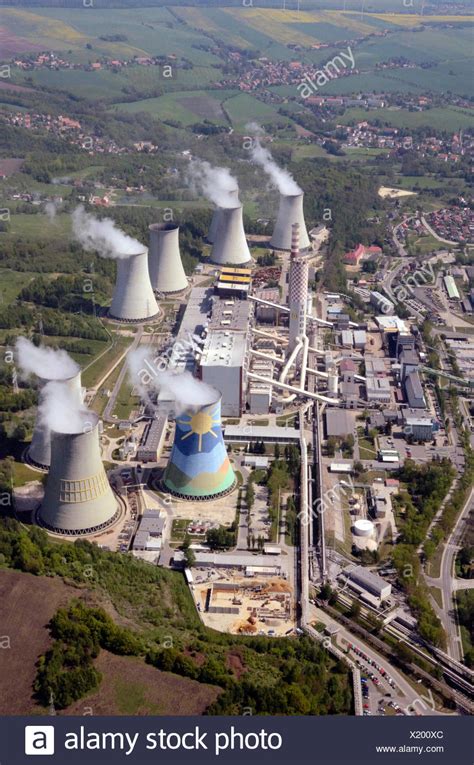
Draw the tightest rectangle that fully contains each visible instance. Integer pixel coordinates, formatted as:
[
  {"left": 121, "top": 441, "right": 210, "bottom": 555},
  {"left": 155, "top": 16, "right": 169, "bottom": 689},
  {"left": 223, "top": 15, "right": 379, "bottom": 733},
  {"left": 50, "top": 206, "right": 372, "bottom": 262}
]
[{"left": 5, "top": 125, "right": 474, "bottom": 731}]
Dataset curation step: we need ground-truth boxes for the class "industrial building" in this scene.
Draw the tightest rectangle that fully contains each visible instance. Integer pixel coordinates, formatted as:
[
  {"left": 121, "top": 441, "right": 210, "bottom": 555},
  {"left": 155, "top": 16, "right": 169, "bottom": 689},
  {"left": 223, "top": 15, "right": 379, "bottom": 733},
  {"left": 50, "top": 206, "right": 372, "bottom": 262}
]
[
  {"left": 136, "top": 415, "right": 168, "bottom": 462},
  {"left": 353, "top": 330, "right": 367, "bottom": 350},
  {"left": 270, "top": 191, "right": 310, "bottom": 251},
  {"left": 148, "top": 223, "right": 188, "bottom": 294},
  {"left": 215, "top": 267, "right": 251, "bottom": 299},
  {"left": 192, "top": 552, "right": 282, "bottom": 575},
  {"left": 404, "top": 370, "right": 426, "bottom": 409},
  {"left": 110, "top": 249, "right": 159, "bottom": 322},
  {"left": 325, "top": 409, "right": 353, "bottom": 438},
  {"left": 444, "top": 275, "right": 460, "bottom": 301},
  {"left": 339, "top": 565, "right": 392, "bottom": 603},
  {"left": 163, "top": 393, "right": 236, "bottom": 500},
  {"left": 28, "top": 370, "right": 83, "bottom": 470},
  {"left": 369, "top": 484, "right": 393, "bottom": 519},
  {"left": 369, "top": 291, "right": 395, "bottom": 315},
  {"left": 366, "top": 376, "right": 391, "bottom": 404},
  {"left": 224, "top": 424, "right": 299, "bottom": 445},
  {"left": 401, "top": 410, "right": 434, "bottom": 441},
  {"left": 132, "top": 509, "right": 166, "bottom": 552},
  {"left": 39, "top": 413, "right": 119, "bottom": 535},
  {"left": 209, "top": 297, "right": 251, "bottom": 333},
  {"left": 199, "top": 331, "right": 247, "bottom": 416}
]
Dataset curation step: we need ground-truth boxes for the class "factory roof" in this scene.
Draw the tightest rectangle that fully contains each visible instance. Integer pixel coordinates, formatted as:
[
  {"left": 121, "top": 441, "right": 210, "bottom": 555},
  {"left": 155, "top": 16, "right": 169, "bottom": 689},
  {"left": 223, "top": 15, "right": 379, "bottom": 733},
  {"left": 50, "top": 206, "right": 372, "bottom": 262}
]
[
  {"left": 405, "top": 370, "right": 425, "bottom": 406},
  {"left": 194, "top": 552, "right": 282, "bottom": 569},
  {"left": 139, "top": 416, "right": 168, "bottom": 451},
  {"left": 209, "top": 297, "right": 251, "bottom": 331},
  {"left": 375, "top": 316, "right": 409, "bottom": 333},
  {"left": 224, "top": 425, "right": 299, "bottom": 442},
  {"left": 353, "top": 329, "right": 367, "bottom": 344},
  {"left": 342, "top": 565, "right": 391, "bottom": 598},
  {"left": 444, "top": 275, "right": 460, "bottom": 300},
  {"left": 221, "top": 267, "right": 252, "bottom": 276},
  {"left": 325, "top": 408, "right": 353, "bottom": 437},
  {"left": 200, "top": 330, "right": 246, "bottom": 368},
  {"left": 340, "top": 358, "right": 357, "bottom": 372},
  {"left": 365, "top": 357, "right": 386, "bottom": 375}
]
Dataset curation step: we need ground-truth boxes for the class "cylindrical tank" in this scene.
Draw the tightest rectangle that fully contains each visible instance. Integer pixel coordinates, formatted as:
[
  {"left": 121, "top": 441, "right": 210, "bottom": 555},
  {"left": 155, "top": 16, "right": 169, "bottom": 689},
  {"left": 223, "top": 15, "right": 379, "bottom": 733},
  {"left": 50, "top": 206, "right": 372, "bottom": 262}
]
[
  {"left": 163, "top": 392, "right": 236, "bottom": 500},
  {"left": 270, "top": 192, "right": 310, "bottom": 251},
  {"left": 210, "top": 205, "right": 252, "bottom": 265},
  {"left": 328, "top": 373, "right": 339, "bottom": 398},
  {"left": 110, "top": 248, "right": 159, "bottom": 322},
  {"left": 28, "top": 371, "right": 83, "bottom": 470},
  {"left": 39, "top": 413, "right": 118, "bottom": 535},
  {"left": 148, "top": 223, "right": 188, "bottom": 294},
  {"left": 353, "top": 519, "right": 375, "bottom": 537},
  {"left": 208, "top": 188, "right": 239, "bottom": 244}
]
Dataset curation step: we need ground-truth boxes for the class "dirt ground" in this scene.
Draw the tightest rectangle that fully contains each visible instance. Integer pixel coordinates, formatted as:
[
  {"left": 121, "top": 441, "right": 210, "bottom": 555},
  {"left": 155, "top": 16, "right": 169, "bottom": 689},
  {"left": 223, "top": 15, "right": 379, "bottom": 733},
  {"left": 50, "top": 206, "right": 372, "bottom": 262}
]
[
  {"left": 64, "top": 652, "right": 220, "bottom": 716},
  {"left": 0, "top": 570, "right": 91, "bottom": 714},
  {"left": 170, "top": 489, "right": 238, "bottom": 526},
  {"left": 193, "top": 575, "right": 294, "bottom": 637}
]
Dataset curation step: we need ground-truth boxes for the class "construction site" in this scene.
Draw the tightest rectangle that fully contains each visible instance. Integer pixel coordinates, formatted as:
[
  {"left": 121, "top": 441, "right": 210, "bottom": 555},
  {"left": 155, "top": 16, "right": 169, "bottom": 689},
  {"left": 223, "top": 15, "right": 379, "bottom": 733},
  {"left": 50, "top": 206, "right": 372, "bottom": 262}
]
[{"left": 192, "top": 575, "right": 294, "bottom": 637}]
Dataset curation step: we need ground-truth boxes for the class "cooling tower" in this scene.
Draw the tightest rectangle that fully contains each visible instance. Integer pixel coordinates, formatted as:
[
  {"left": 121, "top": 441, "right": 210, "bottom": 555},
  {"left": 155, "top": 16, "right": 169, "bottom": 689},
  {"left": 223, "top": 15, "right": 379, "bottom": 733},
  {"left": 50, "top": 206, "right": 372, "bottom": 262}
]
[
  {"left": 163, "top": 394, "right": 236, "bottom": 500},
  {"left": 270, "top": 192, "right": 310, "bottom": 251},
  {"left": 208, "top": 188, "right": 239, "bottom": 244},
  {"left": 39, "top": 413, "right": 119, "bottom": 535},
  {"left": 28, "top": 371, "right": 83, "bottom": 470},
  {"left": 148, "top": 223, "right": 188, "bottom": 294},
  {"left": 109, "top": 248, "right": 159, "bottom": 322},
  {"left": 210, "top": 205, "right": 252, "bottom": 266}
]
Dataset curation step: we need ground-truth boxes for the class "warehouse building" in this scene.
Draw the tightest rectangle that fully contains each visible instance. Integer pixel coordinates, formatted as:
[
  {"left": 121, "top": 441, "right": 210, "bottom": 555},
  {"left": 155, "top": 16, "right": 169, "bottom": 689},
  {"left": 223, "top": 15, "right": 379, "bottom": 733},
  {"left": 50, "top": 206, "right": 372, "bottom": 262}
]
[
  {"left": 444, "top": 275, "right": 460, "bottom": 301},
  {"left": 404, "top": 370, "right": 426, "bottom": 409},
  {"left": 370, "top": 291, "right": 394, "bottom": 315},
  {"left": 136, "top": 416, "right": 168, "bottom": 462},
  {"left": 339, "top": 565, "right": 391, "bottom": 603}
]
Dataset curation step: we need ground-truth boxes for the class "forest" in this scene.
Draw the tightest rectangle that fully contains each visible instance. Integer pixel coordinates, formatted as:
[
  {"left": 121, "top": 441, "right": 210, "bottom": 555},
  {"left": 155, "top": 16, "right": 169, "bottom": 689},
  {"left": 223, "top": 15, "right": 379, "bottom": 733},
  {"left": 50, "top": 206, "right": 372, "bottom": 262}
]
[{"left": 0, "top": 518, "right": 353, "bottom": 715}]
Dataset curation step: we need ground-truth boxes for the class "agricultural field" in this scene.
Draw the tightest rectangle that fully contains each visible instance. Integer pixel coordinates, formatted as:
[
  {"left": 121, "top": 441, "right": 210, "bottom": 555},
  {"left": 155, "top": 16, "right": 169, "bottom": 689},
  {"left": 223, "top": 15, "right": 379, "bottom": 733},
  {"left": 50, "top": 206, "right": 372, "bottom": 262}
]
[{"left": 339, "top": 106, "right": 474, "bottom": 131}]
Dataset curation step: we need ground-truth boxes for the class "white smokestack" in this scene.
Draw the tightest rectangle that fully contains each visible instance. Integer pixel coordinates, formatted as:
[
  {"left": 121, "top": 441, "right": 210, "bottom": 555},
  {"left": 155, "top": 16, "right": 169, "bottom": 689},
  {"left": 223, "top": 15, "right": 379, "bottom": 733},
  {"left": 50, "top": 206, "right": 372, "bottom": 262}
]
[
  {"left": 148, "top": 223, "right": 188, "bottom": 294},
  {"left": 210, "top": 204, "right": 251, "bottom": 265}
]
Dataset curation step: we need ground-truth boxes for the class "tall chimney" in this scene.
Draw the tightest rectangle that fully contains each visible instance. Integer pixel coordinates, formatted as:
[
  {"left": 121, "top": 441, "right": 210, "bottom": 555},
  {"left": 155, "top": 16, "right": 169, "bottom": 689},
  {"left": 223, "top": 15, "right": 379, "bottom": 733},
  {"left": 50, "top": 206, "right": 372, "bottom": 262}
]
[{"left": 288, "top": 222, "right": 308, "bottom": 350}]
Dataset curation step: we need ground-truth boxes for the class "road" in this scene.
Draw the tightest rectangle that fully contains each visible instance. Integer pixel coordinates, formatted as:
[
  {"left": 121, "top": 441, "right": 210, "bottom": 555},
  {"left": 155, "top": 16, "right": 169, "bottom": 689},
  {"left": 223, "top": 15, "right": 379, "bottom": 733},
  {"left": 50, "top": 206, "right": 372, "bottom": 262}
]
[{"left": 425, "top": 486, "right": 474, "bottom": 661}]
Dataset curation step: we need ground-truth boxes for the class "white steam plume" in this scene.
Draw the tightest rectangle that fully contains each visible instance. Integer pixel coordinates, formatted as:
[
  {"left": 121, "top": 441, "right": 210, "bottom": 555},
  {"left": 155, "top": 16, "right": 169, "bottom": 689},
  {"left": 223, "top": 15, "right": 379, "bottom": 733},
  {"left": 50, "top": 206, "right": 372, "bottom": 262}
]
[
  {"left": 44, "top": 201, "right": 60, "bottom": 222},
  {"left": 15, "top": 337, "right": 79, "bottom": 381},
  {"left": 187, "top": 159, "right": 239, "bottom": 209},
  {"left": 38, "top": 380, "right": 91, "bottom": 435},
  {"left": 250, "top": 139, "right": 301, "bottom": 195},
  {"left": 127, "top": 347, "right": 218, "bottom": 414},
  {"left": 72, "top": 206, "right": 143, "bottom": 259}
]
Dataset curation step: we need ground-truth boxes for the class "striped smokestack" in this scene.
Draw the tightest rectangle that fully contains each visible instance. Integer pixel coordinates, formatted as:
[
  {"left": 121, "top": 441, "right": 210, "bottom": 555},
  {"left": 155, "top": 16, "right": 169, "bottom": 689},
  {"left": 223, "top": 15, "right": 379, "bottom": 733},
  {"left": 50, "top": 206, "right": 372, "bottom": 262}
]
[{"left": 291, "top": 222, "right": 300, "bottom": 260}]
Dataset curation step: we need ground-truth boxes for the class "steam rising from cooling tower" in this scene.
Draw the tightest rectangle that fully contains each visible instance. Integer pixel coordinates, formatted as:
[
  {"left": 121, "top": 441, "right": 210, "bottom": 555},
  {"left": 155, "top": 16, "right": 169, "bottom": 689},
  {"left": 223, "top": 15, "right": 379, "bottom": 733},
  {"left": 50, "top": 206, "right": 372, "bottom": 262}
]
[
  {"left": 15, "top": 339, "right": 84, "bottom": 469},
  {"left": 250, "top": 140, "right": 301, "bottom": 196},
  {"left": 39, "top": 411, "right": 119, "bottom": 535},
  {"left": 187, "top": 159, "right": 241, "bottom": 245},
  {"left": 127, "top": 348, "right": 217, "bottom": 415},
  {"left": 71, "top": 207, "right": 159, "bottom": 322},
  {"left": 249, "top": 139, "right": 309, "bottom": 251},
  {"left": 148, "top": 223, "right": 188, "bottom": 294}
]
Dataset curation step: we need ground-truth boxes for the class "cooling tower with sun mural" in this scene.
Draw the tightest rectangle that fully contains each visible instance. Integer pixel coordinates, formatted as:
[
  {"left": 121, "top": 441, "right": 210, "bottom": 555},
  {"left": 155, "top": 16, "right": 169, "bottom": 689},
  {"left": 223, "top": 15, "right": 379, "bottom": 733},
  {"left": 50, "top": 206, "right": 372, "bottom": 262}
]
[{"left": 163, "top": 392, "right": 236, "bottom": 500}]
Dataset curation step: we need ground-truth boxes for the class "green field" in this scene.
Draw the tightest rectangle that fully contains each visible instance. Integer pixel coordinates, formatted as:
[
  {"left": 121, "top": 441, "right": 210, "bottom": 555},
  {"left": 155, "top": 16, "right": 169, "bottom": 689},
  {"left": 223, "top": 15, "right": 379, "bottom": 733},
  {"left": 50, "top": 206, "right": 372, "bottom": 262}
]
[
  {"left": 340, "top": 106, "right": 474, "bottom": 131},
  {"left": 0, "top": 270, "right": 37, "bottom": 306}
]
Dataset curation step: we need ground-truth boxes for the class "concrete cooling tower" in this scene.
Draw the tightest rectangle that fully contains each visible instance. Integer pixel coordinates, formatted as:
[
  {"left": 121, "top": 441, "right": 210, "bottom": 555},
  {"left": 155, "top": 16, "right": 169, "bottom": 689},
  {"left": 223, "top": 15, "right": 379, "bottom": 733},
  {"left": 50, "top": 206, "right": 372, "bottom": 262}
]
[
  {"left": 109, "top": 248, "right": 159, "bottom": 322},
  {"left": 148, "top": 223, "right": 188, "bottom": 294},
  {"left": 28, "top": 371, "right": 83, "bottom": 470},
  {"left": 208, "top": 188, "right": 239, "bottom": 244},
  {"left": 210, "top": 205, "right": 252, "bottom": 266},
  {"left": 39, "top": 413, "right": 119, "bottom": 535},
  {"left": 163, "top": 394, "right": 236, "bottom": 500},
  {"left": 270, "top": 192, "right": 310, "bottom": 251}
]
